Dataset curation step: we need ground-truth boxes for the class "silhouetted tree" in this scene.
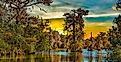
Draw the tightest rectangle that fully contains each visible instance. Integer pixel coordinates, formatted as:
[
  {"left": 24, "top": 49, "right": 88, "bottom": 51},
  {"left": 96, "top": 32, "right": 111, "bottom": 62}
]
[{"left": 63, "top": 8, "right": 89, "bottom": 52}]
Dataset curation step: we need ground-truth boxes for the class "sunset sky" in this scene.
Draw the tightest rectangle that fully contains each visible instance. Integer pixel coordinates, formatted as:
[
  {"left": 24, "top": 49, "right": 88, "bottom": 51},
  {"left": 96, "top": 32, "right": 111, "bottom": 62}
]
[{"left": 28, "top": 0, "right": 121, "bottom": 38}]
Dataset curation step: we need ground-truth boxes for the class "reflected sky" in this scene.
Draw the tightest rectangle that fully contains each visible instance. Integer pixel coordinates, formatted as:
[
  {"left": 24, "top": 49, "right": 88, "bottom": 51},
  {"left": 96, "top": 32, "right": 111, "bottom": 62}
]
[{"left": 0, "top": 50, "right": 111, "bottom": 62}]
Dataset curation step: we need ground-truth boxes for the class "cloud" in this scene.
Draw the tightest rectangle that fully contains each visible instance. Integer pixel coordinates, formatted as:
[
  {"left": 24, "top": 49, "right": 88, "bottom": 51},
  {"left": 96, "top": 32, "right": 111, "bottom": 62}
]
[
  {"left": 41, "top": 12, "right": 64, "bottom": 19},
  {"left": 84, "top": 13, "right": 120, "bottom": 17},
  {"left": 27, "top": 0, "right": 119, "bottom": 20},
  {"left": 40, "top": 12, "right": 120, "bottom": 19}
]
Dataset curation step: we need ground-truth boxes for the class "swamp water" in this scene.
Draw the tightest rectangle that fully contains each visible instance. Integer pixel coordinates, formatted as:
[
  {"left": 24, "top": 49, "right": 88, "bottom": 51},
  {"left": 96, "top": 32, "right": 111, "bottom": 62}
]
[{"left": 0, "top": 49, "right": 111, "bottom": 62}]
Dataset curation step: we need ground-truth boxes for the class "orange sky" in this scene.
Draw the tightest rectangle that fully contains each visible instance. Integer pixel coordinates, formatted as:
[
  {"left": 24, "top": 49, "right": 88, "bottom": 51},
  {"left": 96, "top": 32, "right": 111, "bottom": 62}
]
[{"left": 47, "top": 18, "right": 113, "bottom": 39}]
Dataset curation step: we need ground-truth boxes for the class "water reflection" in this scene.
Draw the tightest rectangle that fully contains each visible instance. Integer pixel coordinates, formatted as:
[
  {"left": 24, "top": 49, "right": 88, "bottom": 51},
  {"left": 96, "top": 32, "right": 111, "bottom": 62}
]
[{"left": 0, "top": 50, "right": 110, "bottom": 62}]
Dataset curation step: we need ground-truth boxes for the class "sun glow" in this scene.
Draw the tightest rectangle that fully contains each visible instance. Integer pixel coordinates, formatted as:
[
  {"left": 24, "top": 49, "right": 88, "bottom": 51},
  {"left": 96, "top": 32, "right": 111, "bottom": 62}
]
[{"left": 46, "top": 18, "right": 112, "bottom": 39}]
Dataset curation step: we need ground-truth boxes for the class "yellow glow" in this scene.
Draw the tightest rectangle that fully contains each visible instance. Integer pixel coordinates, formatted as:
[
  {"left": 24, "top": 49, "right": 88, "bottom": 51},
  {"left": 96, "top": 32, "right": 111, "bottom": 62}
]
[{"left": 47, "top": 18, "right": 112, "bottom": 39}]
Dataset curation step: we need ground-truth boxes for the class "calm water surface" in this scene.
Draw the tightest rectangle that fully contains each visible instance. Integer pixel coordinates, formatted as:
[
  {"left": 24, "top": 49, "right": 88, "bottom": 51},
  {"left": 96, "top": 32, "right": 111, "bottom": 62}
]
[{"left": 0, "top": 49, "right": 111, "bottom": 62}]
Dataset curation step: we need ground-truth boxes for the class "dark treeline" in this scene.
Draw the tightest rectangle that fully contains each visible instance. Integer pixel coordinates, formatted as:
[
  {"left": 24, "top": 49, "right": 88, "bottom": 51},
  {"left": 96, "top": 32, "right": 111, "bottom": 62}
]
[{"left": 0, "top": 0, "right": 121, "bottom": 61}]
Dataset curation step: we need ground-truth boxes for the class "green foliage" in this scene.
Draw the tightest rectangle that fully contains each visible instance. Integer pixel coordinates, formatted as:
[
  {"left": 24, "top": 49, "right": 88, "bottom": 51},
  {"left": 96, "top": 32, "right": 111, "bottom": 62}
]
[
  {"left": 0, "top": 17, "right": 51, "bottom": 55},
  {"left": 109, "top": 16, "right": 121, "bottom": 61},
  {"left": 0, "top": 39, "right": 11, "bottom": 52},
  {"left": 35, "top": 32, "right": 50, "bottom": 51},
  {"left": 111, "top": 47, "right": 121, "bottom": 61},
  {"left": 0, "top": 0, "right": 52, "bottom": 56},
  {"left": 0, "top": 20, "right": 51, "bottom": 54},
  {"left": 13, "top": 35, "right": 25, "bottom": 46}
]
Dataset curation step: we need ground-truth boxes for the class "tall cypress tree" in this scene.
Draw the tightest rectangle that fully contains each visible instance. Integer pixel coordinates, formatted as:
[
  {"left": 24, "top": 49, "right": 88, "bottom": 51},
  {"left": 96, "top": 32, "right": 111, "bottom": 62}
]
[{"left": 63, "top": 8, "right": 89, "bottom": 52}]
